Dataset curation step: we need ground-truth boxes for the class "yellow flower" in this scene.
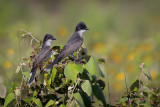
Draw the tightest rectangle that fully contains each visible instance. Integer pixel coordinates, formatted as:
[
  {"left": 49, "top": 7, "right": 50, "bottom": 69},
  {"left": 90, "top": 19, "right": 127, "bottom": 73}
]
[
  {"left": 57, "top": 26, "right": 67, "bottom": 37},
  {"left": 116, "top": 72, "right": 124, "bottom": 81},
  {"left": 127, "top": 53, "right": 135, "bottom": 61},
  {"left": 125, "top": 63, "right": 135, "bottom": 72},
  {"left": 112, "top": 82, "right": 123, "bottom": 91},
  {"left": 109, "top": 51, "right": 123, "bottom": 64},
  {"left": 138, "top": 43, "right": 153, "bottom": 52},
  {"left": 150, "top": 70, "right": 157, "bottom": 79},
  {"left": 4, "top": 61, "right": 12, "bottom": 69},
  {"left": 7, "top": 48, "right": 14, "bottom": 55},
  {"left": 93, "top": 43, "right": 105, "bottom": 54}
]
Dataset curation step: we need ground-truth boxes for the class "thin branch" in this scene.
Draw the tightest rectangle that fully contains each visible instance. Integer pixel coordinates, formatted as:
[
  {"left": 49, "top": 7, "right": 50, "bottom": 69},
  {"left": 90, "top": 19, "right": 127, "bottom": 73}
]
[
  {"left": 139, "top": 63, "right": 145, "bottom": 90},
  {"left": 67, "top": 78, "right": 80, "bottom": 103},
  {"left": 18, "top": 29, "right": 39, "bottom": 43}
]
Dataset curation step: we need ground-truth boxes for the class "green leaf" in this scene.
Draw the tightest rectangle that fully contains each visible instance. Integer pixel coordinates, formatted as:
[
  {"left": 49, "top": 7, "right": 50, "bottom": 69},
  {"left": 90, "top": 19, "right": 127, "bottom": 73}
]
[
  {"left": 84, "top": 57, "right": 104, "bottom": 78},
  {"left": 23, "top": 97, "right": 33, "bottom": 105},
  {"left": 92, "top": 85, "right": 107, "bottom": 106},
  {"left": 130, "top": 78, "right": 140, "bottom": 91},
  {"left": 73, "top": 92, "right": 84, "bottom": 107},
  {"left": 52, "top": 67, "right": 57, "bottom": 83},
  {"left": 60, "top": 104, "right": 66, "bottom": 107},
  {"left": 133, "top": 87, "right": 139, "bottom": 92},
  {"left": 97, "top": 58, "right": 105, "bottom": 64},
  {"left": 143, "top": 68, "right": 152, "bottom": 81},
  {"left": 33, "top": 90, "right": 37, "bottom": 97},
  {"left": 15, "top": 65, "right": 21, "bottom": 73},
  {"left": 8, "top": 83, "right": 16, "bottom": 93},
  {"left": 64, "top": 62, "right": 83, "bottom": 82},
  {"left": 79, "top": 70, "right": 90, "bottom": 81},
  {"left": 4, "top": 93, "right": 15, "bottom": 107},
  {"left": 44, "top": 74, "right": 51, "bottom": 88},
  {"left": 80, "top": 92, "right": 91, "bottom": 107},
  {"left": 68, "top": 100, "right": 77, "bottom": 107},
  {"left": 81, "top": 80, "right": 92, "bottom": 97},
  {"left": 120, "top": 97, "right": 128, "bottom": 103},
  {"left": 34, "top": 98, "right": 42, "bottom": 107},
  {"left": 45, "top": 100, "right": 55, "bottom": 107},
  {"left": 23, "top": 71, "right": 30, "bottom": 79}
]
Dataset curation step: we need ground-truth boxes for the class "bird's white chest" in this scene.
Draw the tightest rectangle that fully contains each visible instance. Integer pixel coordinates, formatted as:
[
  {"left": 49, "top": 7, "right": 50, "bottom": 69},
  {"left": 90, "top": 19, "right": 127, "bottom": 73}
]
[
  {"left": 78, "top": 30, "right": 86, "bottom": 37},
  {"left": 45, "top": 40, "right": 52, "bottom": 46}
]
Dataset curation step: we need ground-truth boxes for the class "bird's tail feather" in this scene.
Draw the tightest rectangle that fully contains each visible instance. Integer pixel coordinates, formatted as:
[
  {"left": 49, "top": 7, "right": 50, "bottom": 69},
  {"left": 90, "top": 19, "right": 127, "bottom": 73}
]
[
  {"left": 45, "top": 57, "right": 61, "bottom": 71},
  {"left": 28, "top": 67, "right": 37, "bottom": 85}
]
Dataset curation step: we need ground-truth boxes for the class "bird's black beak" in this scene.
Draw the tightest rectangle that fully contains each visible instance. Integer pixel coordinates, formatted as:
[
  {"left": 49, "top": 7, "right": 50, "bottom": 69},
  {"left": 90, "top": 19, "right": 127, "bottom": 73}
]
[
  {"left": 85, "top": 28, "right": 89, "bottom": 30},
  {"left": 51, "top": 37, "right": 56, "bottom": 40}
]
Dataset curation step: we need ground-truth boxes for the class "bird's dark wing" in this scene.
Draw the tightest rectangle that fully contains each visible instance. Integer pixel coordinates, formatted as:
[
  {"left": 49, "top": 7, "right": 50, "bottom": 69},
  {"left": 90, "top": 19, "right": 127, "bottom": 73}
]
[
  {"left": 33, "top": 47, "right": 51, "bottom": 67},
  {"left": 57, "top": 36, "right": 83, "bottom": 60},
  {"left": 45, "top": 36, "right": 83, "bottom": 70}
]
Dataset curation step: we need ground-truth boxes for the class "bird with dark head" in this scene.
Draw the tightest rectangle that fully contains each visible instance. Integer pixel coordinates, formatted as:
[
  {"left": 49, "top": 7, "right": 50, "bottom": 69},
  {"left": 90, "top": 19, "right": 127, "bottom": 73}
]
[
  {"left": 44, "top": 22, "right": 89, "bottom": 71},
  {"left": 28, "top": 34, "right": 56, "bottom": 85}
]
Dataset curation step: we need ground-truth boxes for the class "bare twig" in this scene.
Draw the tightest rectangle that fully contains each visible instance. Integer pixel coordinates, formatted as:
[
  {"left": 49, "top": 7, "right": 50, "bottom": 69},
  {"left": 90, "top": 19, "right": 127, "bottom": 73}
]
[
  {"left": 18, "top": 29, "right": 39, "bottom": 45},
  {"left": 139, "top": 63, "right": 145, "bottom": 90},
  {"left": 67, "top": 78, "right": 80, "bottom": 103}
]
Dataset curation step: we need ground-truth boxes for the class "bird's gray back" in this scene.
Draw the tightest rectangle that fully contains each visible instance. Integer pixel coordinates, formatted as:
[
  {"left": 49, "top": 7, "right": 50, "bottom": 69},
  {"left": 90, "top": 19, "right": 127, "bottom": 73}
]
[
  {"left": 33, "top": 46, "right": 51, "bottom": 67},
  {"left": 57, "top": 32, "right": 83, "bottom": 61}
]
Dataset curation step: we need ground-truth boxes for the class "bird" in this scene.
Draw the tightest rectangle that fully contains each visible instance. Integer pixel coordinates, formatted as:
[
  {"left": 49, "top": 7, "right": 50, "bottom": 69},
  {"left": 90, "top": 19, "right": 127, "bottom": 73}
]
[
  {"left": 28, "top": 34, "right": 56, "bottom": 85},
  {"left": 44, "top": 22, "right": 89, "bottom": 71}
]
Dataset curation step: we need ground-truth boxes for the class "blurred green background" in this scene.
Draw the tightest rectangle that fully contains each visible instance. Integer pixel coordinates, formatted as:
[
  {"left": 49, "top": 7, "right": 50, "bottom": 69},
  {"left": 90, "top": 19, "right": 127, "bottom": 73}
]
[{"left": 0, "top": 0, "right": 160, "bottom": 105}]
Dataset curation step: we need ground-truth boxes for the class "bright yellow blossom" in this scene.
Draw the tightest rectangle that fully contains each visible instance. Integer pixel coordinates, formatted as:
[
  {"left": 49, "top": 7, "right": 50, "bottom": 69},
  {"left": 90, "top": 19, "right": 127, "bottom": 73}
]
[
  {"left": 7, "top": 48, "right": 14, "bottom": 55},
  {"left": 116, "top": 72, "right": 124, "bottom": 81},
  {"left": 4, "top": 61, "right": 12, "bottom": 69},
  {"left": 150, "top": 70, "right": 157, "bottom": 79},
  {"left": 93, "top": 43, "right": 105, "bottom": 54},
  {"left": 127, "top": 53, "right": 135, "bottom": 61}
]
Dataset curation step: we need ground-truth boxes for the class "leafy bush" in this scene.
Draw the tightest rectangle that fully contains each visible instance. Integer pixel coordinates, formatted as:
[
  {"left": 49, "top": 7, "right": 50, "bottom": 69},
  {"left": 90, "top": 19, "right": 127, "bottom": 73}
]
[
  {"left": 117, "top": 63, "right": 160, "bottom": 107},
  {"left": 0, "top": 40, "right": 107, "bottom": 107}
]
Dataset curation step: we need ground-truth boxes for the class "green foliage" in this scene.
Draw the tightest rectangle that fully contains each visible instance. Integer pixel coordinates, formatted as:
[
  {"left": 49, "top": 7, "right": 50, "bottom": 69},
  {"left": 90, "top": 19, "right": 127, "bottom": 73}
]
[
  {"left": 92, "top": 85, "right": 107, "bottom": 106},
  {"left": 0, "top": 43, "right": 107, "bottom": 106},
  {"left": 73, "top": 92, "right": 84, "bottom": 106},
  {"left": 3, "top": 93, "right": 14, "bottom": 107},
  {"left": 64, "top": 62, "right": 83, "bottom": 82},
  {"left": 81, "top": 80, "right": 92, "bottom": 97},
  {"left": 117, "top": 63, "right": 160, "bottom": 107},
  {"left": 84, "top": 57, "right": 104, "bottom": 78}
]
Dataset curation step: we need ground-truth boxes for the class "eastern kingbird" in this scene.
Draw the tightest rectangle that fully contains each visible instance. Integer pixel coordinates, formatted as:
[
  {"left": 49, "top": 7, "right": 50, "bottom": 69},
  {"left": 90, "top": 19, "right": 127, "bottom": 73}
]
[
  {"left": 28, "top": 34, "right": 56, "bottom": 85},
  {"left": 45, "top": 22, "right": 89, "bottom": 71}
]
